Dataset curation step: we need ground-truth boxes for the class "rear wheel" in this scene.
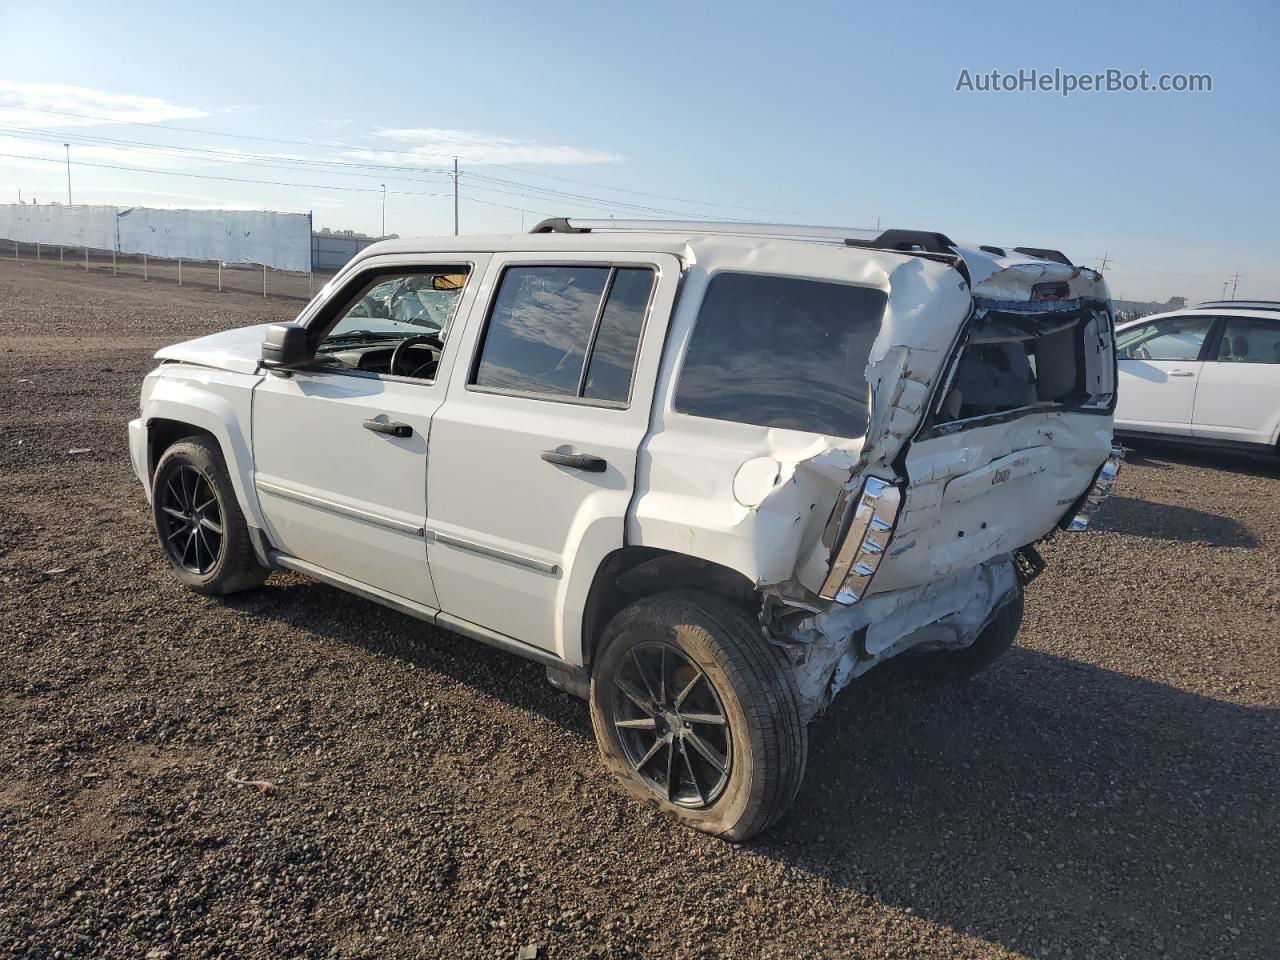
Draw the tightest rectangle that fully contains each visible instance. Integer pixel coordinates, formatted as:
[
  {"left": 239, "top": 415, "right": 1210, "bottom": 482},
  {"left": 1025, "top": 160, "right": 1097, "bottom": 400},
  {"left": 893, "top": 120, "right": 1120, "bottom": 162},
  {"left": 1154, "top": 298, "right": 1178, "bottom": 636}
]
[
  {"left": 151, "top": 436, "right": 269, "bottom": 596},
  {"left": 589, "top": 591, "right": 807, "bottom": 841}
]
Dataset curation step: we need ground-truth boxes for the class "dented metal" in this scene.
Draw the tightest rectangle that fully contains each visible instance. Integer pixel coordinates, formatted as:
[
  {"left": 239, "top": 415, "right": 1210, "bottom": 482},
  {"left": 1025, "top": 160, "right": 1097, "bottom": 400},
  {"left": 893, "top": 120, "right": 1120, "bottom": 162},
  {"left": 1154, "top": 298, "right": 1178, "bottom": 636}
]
[{"left": 741, "top": 248, "right": 1119, "bottom": 707}]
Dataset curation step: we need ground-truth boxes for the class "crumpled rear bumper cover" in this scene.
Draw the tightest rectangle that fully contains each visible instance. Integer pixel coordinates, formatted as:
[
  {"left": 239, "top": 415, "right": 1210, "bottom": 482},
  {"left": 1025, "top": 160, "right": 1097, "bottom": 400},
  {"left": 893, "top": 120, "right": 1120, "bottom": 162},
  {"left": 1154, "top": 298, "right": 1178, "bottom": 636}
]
[{"left": 1064, "top": 446, "right": 1124, "bottom": 531}]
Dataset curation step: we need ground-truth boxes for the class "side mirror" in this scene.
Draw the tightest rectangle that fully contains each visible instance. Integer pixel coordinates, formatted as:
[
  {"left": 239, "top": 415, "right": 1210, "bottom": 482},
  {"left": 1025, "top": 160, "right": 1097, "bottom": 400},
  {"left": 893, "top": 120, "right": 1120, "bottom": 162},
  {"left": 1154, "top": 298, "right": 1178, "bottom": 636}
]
[{"left": 261, "top": 323, "right": 311, "bottom": 370}]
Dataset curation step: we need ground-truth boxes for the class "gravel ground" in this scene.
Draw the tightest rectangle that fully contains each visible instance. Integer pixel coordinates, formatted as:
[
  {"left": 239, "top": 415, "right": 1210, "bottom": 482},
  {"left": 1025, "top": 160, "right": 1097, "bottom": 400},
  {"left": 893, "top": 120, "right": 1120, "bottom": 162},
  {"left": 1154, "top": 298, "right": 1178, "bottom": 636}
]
[{"left": 1, "top": 257, "right": 1277, "bottom": 960}]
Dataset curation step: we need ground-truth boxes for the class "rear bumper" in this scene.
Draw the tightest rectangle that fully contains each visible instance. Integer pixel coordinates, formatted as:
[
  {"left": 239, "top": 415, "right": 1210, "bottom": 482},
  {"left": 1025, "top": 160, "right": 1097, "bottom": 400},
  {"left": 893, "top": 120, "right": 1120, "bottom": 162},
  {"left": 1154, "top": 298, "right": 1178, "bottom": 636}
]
[
  {"left": 1064, "top": 446, "right": 1123, "bottom": 531},
  {"left": 128, "top": 418, "right": 150, "bottom": 500}
]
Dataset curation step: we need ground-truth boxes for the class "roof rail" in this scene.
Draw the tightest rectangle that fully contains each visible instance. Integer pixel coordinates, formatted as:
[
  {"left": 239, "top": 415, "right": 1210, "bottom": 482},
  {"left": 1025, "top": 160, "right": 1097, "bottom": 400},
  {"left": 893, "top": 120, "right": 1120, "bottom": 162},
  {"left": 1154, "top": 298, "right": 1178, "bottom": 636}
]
[
  {"left": 529, "top": 217, "right": 964, "bottom": 256},
  {"left": 1012, "top": 246, "right": 1073, "bottom": 266},
  {"left": 530, "top": 217, "right": 883, "bottom": 243},
  {"left": 845, "top": 229, "right": 956, "bottom": 255},
  {"left": 1194, "top": 299, "right": 1280, "bottom": 311}
]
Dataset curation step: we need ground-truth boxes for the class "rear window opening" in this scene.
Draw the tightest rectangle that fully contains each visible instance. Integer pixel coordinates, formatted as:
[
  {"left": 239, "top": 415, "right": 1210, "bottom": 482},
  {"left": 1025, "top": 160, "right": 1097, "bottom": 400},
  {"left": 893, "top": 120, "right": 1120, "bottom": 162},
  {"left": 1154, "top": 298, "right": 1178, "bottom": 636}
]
[{"left": 935, "top": 305, "right": 1114, "bottom": 426}]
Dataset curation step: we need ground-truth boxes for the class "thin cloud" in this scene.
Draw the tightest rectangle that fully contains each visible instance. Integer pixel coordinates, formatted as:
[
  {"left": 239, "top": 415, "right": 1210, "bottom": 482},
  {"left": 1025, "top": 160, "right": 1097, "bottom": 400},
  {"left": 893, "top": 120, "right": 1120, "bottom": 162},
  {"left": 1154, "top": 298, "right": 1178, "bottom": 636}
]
[
  {"left": 359, "top": 127, "right": 623, "bottom": 165},
  {"left": 0, "top": 81, "right": 208, "bottom": 129}
]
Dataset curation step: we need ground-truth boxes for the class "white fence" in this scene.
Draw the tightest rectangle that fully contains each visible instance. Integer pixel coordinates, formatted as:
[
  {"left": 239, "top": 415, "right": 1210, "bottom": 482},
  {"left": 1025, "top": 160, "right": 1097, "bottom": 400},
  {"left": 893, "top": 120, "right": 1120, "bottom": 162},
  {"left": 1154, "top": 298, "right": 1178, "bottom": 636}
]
[{"left": 0, "top": 203, "right": 312, "bottom": 272}]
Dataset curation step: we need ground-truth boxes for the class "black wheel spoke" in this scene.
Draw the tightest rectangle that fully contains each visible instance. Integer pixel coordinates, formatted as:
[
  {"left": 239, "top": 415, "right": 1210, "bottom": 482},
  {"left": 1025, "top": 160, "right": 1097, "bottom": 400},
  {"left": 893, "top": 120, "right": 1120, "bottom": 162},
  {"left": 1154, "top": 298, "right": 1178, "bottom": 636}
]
[
  {"left": 686, "top": 730, "right": 728, "bottom": 774},
  {"left": 681, "top": 710, "right": 726, "bottom": 726},
  {"left": 612, "top": 640, "right": 732, "bottom": 810},
  {"left": 658, "top": 644, "right": 667, "bottom": 706},
  {"left": 615, "top": 676, "right": 656, "bottom": 716},
  {"left": 631, "top": 649, "right": 660, "bottom": 705},
  {"left": 615, "top": 716, "right": 658, "bottom": 730},
  {"left": 665, "top": 736, "right": 678, "bottom": 801},
  {"left": 159, "top": 464, "right": 222, "bottom": 575},
  {"left": 633, "top": 735, "right": 666, "bottom": 772},
  {"left": 681, "top": 741, "right": 706, "bottom": 806},
  {"left": 674, "top": 672, "right": 701, "bottom": 709}
]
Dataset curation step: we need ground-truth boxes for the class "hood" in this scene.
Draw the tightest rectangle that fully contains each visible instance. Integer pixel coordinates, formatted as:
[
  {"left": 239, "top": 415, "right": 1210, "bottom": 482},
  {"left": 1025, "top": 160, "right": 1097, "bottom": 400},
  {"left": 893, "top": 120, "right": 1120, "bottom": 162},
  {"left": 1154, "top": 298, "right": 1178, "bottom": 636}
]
[{"left": 154, "top": 323, "right": 273, "bottom": 375}]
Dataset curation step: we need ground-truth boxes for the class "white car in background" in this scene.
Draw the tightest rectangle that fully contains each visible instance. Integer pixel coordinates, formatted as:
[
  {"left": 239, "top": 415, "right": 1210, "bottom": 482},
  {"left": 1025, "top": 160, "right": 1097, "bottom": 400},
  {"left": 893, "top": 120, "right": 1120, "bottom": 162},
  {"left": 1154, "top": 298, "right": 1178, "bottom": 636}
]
[{"left": 1115, "top": 302, "right": 1280, "bottom": 453}]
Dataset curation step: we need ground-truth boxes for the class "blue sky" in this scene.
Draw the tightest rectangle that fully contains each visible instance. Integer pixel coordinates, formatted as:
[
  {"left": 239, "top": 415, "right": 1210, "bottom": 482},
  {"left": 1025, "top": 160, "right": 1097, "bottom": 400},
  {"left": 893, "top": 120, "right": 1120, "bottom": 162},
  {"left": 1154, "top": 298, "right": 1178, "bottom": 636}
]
[{"left": 0, "top": 0, "right": 1276, "bottom": 302}]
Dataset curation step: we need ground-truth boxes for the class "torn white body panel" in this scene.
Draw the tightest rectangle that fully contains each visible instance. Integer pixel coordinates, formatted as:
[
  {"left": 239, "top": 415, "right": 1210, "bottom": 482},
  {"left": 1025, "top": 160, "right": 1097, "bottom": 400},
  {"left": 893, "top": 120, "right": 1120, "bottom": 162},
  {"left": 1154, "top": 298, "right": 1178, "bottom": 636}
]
[
  {"left": 790, "top": 554, "right": 1018, "bottom": 719},
  {"left": 627, "top": 245, "right": 1115, "bottom": 707}
]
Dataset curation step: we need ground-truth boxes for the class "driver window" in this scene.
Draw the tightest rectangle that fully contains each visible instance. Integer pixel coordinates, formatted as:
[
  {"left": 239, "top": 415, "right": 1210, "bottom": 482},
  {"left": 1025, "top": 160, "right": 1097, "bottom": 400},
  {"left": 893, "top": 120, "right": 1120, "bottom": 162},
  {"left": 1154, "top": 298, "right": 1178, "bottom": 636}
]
[
  {"left": 1116, "top": 316, "right": 1213, "bottom": 362},
  {"left": 315, "top": 267, "right": 470, "bottom": 380}
]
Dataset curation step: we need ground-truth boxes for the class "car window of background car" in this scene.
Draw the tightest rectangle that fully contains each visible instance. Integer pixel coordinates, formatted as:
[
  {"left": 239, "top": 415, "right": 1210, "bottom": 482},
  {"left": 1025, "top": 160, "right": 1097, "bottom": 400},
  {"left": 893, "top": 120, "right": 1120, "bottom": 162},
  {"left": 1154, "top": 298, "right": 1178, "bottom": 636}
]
[
  {"left": 673, "top": 273, "right": 886, "bottom": 438},
  {"left": 1214, "top": 316, "right": 1280, "bottom": 363},
  {"left": 1117, "top": 316, "right": 1214, "bottom": 361},
  {"left": 472, "top": 265, "right": 655, "bottom": 402}
]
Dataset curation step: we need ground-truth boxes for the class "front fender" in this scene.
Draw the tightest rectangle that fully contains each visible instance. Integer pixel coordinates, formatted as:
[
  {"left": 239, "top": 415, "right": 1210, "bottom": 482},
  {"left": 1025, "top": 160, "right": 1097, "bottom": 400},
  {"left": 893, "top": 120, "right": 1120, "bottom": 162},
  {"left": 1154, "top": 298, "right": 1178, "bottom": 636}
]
[{"left": 143, "top": 365, "right": 265, "bottom": 529}]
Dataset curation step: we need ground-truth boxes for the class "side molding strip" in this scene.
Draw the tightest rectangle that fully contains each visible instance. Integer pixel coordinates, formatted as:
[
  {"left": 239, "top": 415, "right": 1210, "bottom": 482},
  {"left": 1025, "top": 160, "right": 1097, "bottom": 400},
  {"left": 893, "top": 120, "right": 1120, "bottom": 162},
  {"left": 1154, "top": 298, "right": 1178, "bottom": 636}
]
[
  {"left": 256, "top": 479, "right": 424, "bottom": 537},
  {"left": 426, "top": 530, "right": 560, "bottom": 576}
]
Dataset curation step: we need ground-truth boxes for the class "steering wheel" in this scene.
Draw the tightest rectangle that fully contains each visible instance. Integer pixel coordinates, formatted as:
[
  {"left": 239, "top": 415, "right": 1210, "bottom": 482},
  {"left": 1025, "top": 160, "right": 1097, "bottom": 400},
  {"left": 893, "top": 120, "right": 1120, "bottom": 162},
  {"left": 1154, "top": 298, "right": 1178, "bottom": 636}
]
[{"left": 390, "top": 333, "right": 444, "bottom": 378}]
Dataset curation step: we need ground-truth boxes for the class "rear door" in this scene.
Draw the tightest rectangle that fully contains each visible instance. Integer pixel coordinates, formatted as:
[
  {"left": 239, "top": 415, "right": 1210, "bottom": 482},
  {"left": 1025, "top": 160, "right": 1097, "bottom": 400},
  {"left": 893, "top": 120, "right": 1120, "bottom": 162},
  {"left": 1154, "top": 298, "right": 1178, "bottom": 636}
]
[
  {"left": 425, "top": 252, "right": 680, "bottom": 656},
  {"left": 1115, "top": 315, "right": 1216, "bottom": 436},
  {"left": 1192, "top": 314, "right": 1280, "bottom": 445}
]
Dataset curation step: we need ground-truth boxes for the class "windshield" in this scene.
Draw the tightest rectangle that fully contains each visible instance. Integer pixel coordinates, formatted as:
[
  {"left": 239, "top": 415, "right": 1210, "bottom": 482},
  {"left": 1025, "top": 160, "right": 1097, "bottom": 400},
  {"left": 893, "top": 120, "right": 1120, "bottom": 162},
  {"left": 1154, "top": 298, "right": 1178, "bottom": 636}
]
[{"left": 322, "top": 271, "right": 468, "bottom": 346}]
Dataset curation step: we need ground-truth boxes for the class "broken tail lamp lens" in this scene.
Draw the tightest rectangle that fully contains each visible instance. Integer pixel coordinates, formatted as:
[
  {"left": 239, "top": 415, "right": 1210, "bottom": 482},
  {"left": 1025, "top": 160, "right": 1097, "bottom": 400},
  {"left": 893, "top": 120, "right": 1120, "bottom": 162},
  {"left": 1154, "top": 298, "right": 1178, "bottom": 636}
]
[
  {"left": 1066, "top": 447, "right": 1123, "bottom": 531},
  {"left": 819, "top": 476, "right": 902, "bottom": 605}
]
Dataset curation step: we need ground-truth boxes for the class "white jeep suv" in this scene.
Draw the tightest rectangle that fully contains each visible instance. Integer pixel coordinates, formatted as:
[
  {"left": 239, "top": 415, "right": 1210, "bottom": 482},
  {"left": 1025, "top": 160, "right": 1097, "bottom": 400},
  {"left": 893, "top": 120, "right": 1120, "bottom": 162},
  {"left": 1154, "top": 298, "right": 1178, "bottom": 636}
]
[{"left": 130, "top": 220, "right": 1121, "bottom": 840}]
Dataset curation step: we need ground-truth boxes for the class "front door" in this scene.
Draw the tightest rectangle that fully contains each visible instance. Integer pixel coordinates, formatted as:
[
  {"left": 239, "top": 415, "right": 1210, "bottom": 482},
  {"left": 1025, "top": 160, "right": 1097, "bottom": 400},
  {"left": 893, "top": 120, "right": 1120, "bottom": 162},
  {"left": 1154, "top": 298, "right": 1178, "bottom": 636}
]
[
  {"left": 1115, "top": 314, "right": 1215, "bottom": 436},
  {"left": 251, "top": 256, "right": 488, "bottom": 606},
  {"left": 425, "top": 252, "right": 680, "bottom": 655}
]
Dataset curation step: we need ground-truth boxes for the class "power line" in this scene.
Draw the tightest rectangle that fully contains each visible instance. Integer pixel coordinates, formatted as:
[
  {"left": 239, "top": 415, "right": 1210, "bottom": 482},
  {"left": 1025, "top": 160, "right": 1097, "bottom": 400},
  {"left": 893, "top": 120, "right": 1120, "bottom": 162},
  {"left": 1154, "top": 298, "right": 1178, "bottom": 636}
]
[
  {"left": 0, "top": 150, "right": 568, "bottom": 217},
  {"left": 1, "top": 104, "right": 810, "bottom": 215},
  {"left": 1, "top": 125, "right": 743, "bottom": 220}
]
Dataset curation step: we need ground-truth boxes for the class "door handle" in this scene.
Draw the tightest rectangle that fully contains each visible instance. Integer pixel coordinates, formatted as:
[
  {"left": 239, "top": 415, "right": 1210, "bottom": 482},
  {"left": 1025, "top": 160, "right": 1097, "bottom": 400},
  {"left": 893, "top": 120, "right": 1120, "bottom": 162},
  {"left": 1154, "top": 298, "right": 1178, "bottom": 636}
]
[
  {"left": 1169, "top": 370, "right": 1196, "bottom": 377},
  {"left": 541, "top": 449, "right": 607, "bottom": 473},
  {"left": 363, "top": 418, "right": 413, "bottom": 438}
]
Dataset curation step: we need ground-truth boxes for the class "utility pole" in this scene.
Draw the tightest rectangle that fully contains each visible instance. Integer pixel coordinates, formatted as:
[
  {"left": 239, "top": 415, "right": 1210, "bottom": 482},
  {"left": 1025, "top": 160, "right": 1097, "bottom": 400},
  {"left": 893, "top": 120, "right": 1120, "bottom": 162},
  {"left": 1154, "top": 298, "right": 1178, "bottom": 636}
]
[
  {"left": 452, "top": 157, "right": 459, "bottom": 236},
  {"left": 1098, "top": 252, "right": 1111, "bottom": 273},
  {"left": 64, "top": 143, "right": 72, "bottom": 205},
  {"left": 1229, "top": 271, "right": 1242, "bottom": 300},
  {"left": 380, "top": 184, "right": 386, "bottom": 237}
]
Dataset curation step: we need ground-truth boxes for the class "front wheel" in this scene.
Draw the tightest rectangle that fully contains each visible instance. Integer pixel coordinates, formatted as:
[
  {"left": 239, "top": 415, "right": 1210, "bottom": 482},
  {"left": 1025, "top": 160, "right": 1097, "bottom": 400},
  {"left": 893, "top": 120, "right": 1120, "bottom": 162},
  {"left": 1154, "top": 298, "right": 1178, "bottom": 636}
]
[
  {"left": 589, "top": 591, "right": 807, "bottom": 842},
  {"left": 151, "top": 436, "right": 269, "bottom": 596}
]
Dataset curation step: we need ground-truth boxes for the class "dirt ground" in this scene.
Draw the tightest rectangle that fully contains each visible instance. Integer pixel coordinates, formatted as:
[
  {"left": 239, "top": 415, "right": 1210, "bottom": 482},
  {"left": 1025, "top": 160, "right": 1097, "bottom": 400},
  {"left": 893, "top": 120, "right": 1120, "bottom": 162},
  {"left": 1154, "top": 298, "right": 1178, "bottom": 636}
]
[{"left": 1, "top": 256, "right": 1277, "bottom": 960}]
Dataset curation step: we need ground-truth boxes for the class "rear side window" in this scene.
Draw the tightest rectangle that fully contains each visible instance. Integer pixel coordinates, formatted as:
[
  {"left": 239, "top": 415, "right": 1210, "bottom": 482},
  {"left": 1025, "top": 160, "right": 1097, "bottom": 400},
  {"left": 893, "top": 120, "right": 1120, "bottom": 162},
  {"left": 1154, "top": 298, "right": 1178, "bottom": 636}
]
[
  {"left": 473, "top": 265, "right": 655, "bottom": 401},
  {"left": 1215, "top": 316, "right": 1280, "bottom": 364},
  {"left": 674, "top": 273, "right": 886, "bottom": 438}
]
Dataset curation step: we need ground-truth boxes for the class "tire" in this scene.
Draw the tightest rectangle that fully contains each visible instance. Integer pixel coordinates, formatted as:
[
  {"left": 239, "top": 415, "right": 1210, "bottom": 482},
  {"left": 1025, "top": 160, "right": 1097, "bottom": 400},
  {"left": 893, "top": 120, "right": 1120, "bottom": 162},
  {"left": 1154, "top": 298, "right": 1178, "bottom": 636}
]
[
  {"left": 589, "top": 591, "right": 807, "bottom": 842},
  {"left": 151, "top": 436, "right": 269, "bottom": 596},
  {"left": 898, "top": 584, "right": 1024, "bottom": 683}
]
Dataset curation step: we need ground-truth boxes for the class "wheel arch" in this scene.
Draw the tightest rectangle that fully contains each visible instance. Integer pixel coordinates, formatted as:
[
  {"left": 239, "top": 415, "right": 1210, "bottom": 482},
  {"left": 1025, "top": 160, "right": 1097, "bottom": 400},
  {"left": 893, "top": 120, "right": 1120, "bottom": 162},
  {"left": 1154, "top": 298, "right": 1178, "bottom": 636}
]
[
  {"left": 142, "top": 369, "right": 265, "bottom": 530},
  {"left": 578, "top": 547, "right": 760, "bottom": 672}
]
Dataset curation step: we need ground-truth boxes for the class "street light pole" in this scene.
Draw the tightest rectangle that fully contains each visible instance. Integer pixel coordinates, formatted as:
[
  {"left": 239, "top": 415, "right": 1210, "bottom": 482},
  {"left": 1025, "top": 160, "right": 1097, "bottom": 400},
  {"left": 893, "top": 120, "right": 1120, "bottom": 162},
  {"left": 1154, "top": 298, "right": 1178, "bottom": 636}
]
[
  {"left": 380, "top": 184, "right": 386, "bottom": 237},
  {"left": 64, "top": 143, "right": 72, "bottom": 205}
]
